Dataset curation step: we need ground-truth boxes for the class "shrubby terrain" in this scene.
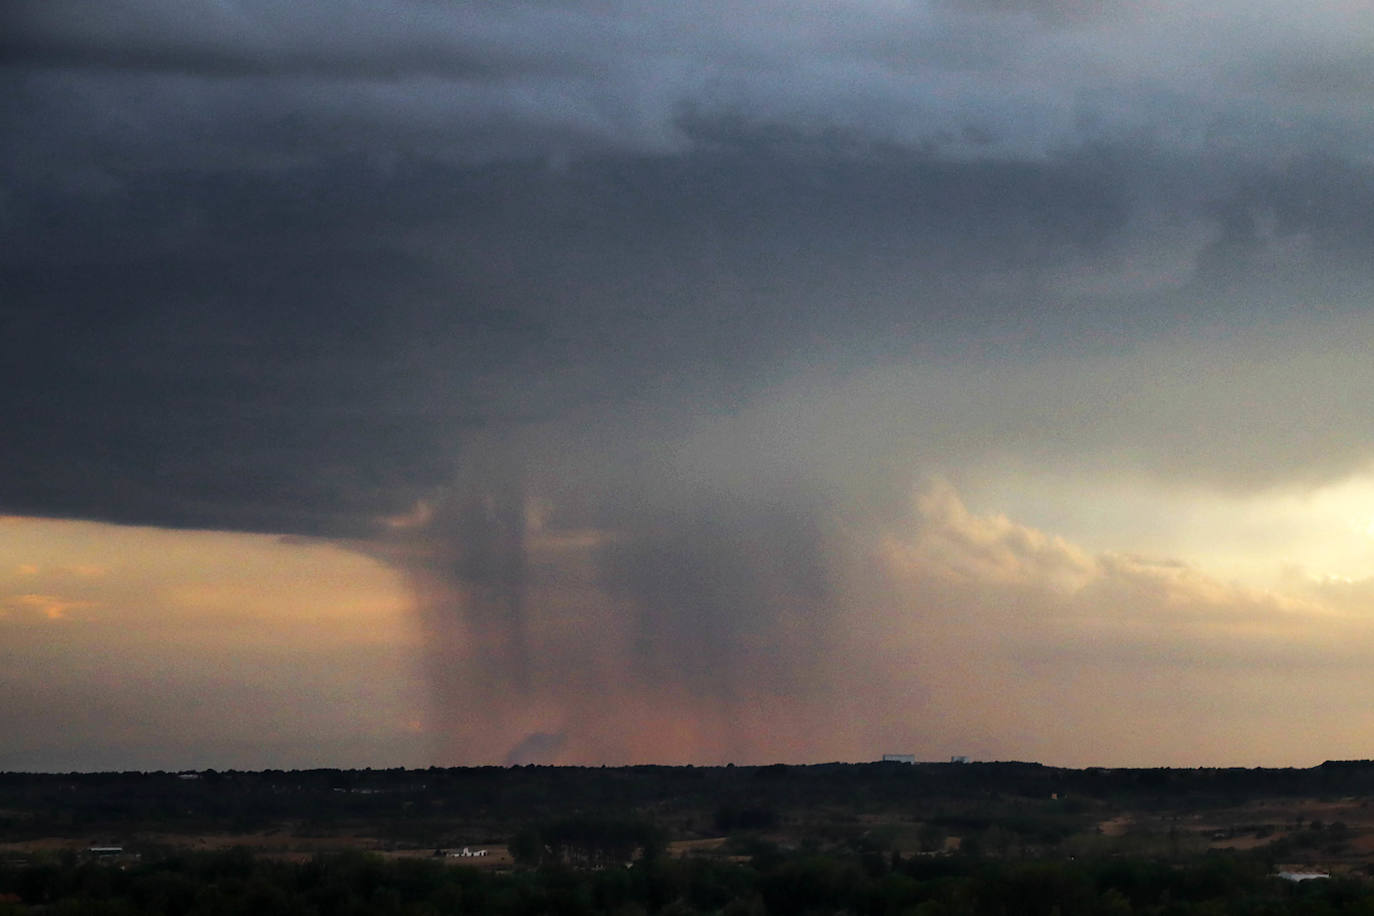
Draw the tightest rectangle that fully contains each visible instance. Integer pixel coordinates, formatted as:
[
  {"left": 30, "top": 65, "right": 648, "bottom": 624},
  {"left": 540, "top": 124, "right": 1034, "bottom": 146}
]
[{"left": 5, "top": 761, "right": 1374, "bottom": 913}]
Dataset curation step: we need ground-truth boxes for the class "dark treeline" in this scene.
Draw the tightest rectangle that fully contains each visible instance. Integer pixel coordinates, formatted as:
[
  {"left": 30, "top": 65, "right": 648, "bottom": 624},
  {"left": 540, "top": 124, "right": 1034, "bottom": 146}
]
[
  {"left": 5, "top": 761, "right": 1374, "bottom": 837},
  {"left": 1, "top": 842, "right": 1369, "bottom": 915},
  {"left": 6, "top": 762, "right": 1374, "bottom": 913}
]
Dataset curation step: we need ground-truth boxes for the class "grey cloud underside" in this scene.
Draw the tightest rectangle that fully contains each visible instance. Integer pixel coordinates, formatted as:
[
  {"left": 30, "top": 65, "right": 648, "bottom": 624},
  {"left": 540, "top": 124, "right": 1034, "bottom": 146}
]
[
  {"left": 3, "top": 0, "right": 591, "bottom": 80},
  {"left": 0, "top": 137, "right": 1079, "bottom": 526},
  {"left": 7, "top": 129, "right": 1374, "bottom": 533},
  {"left": 11, "top": 0, "right": 1374, "bottom": 762}
]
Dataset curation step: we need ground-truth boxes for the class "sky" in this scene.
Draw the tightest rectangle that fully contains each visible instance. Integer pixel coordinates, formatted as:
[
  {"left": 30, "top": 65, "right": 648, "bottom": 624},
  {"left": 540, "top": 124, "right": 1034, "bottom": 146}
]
[{"left": 5, "top": 0, "right": 1374, "bottom": 772}]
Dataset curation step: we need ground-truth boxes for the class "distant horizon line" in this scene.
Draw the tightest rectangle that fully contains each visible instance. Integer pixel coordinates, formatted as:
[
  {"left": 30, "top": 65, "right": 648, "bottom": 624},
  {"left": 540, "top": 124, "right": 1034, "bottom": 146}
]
[{"left": 5, "top": 758, "right": 1372, "bottom": 777}]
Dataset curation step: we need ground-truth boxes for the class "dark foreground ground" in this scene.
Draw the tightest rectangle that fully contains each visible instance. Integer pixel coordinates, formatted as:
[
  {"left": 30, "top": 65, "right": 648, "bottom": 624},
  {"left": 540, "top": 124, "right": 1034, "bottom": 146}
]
[{"left": 5, "top": 760, "right": 1374, "bottom": 914}]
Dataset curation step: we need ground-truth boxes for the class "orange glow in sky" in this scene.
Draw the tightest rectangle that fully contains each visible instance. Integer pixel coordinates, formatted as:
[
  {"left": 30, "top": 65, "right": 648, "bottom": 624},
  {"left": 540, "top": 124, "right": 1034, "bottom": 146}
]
[{"left": 0, "top": 517, "right": 426, "bottom": 771}]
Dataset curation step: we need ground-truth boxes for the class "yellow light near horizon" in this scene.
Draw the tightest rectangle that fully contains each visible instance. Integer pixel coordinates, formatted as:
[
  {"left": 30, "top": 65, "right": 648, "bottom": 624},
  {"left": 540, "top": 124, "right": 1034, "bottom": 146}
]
[
  {"left": 970, "top": 468, "right": 1374, "bottom": 592},
  {"left": 0, "top": 516, "right": 412, "bottom": 633},
  {"left": 0, "top": 516, "right": 428, "bottom": 770},
  {"left": 1189, "top": 473, "right": 1374, "bottom": 586}
]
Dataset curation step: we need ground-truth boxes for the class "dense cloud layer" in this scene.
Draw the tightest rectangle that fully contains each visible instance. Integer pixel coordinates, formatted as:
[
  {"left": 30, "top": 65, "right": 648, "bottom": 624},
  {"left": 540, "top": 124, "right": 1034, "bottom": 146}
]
[{"left": 7, "top": 0, "right": 1374, "bottom": 764}]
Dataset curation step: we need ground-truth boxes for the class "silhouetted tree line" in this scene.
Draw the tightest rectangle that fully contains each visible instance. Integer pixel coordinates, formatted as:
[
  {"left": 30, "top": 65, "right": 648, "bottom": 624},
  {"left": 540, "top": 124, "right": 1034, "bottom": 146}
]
[{"left": 9, "top": 761, "right": 1374, "bottom": 844}]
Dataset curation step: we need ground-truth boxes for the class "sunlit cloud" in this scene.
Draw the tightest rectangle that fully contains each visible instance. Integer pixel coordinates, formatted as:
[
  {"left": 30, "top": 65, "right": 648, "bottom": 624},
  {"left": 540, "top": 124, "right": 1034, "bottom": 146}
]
[
  {"left": 381, "top": 500, "right": 434, "bottom": 531},
  {"left": 858, "top": 481, "right": 1374, "bottom": 765},
  {"left": 964, "top": 464, "right": 1374, "bottom": 590},
  {"left": 5, "top": 593, "right": 96, "bottom": 621}
]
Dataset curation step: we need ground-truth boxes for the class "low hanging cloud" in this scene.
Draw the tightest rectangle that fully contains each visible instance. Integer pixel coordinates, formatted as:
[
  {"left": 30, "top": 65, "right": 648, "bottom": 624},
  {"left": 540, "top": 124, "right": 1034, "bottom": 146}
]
[{"left": 3, "top": 593, "right": 97, "bottom": 621}]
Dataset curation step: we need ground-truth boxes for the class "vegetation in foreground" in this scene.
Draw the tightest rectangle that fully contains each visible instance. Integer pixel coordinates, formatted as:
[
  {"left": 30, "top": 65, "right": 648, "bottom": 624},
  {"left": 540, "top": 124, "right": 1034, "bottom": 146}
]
[
  {"left": 6, "top": 761, "right": 1374, "bottom": 913},
  {"left": 4, "top": 841, "right": 1373, "bottom": 915}
]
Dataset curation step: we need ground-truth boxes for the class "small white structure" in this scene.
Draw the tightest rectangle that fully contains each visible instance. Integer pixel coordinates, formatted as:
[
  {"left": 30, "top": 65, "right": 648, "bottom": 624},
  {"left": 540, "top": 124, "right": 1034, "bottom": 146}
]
[
  {"left": 1277, "top": 871, "right": 1330, "bottom": 882},
  {"left": 882, "top": 754, "right": 915, "bottom": 764},
  {"left": 446, "top": 847, "right": 488, "bottom": 858}
]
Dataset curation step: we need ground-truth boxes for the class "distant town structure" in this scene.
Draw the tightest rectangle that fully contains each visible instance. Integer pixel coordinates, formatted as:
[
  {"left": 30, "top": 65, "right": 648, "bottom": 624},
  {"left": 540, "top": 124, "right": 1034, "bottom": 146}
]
[
  {"left": 950, "top": 755, "right": 970, "bottom": 764},
  {"left": 1277, "top": 871, "right": 1330, "bottom": 882},
  {"left": 443, "top": 847, "right": 488, "bottom": 858},
  {"left": 882, "top": 754, "right": 915, "bottom": 764}
]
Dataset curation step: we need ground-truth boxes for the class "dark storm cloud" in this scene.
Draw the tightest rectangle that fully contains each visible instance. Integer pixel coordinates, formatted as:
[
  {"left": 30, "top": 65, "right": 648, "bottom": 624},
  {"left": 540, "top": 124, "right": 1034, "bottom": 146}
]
[
  {"left": 6, "top": 110, "right": 1374, "bottom": 591},
  {"left": 10, "top": 0, "right": 1374, "bottom": 762},
  {"left": 3, "top": 0, "right": 589, "bottom": 79},
  {"left": 1, "top": 128, "right": 1154, "bottom": 535},
  {"left": 0, "top": 236, "right": 476, "bottom": 534}
]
